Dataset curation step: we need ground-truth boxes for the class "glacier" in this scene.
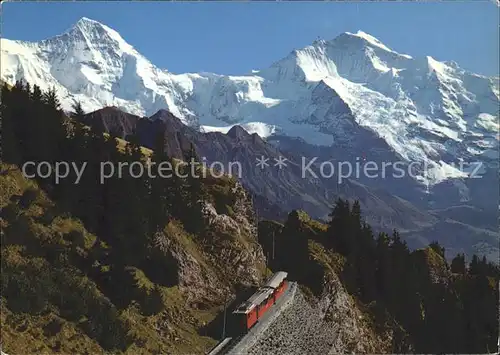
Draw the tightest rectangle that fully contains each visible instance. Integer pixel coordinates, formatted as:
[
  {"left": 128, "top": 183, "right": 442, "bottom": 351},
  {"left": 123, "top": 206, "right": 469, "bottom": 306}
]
[{"left": 1, "top": 17, "right": 499, "bottom": 186}]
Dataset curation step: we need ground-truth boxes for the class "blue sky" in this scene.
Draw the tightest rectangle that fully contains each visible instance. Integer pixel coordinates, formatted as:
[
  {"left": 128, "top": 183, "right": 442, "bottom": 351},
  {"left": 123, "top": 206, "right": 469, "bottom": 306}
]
[{"left": 2, "top": 1, "right": 498, "bottom": 76}]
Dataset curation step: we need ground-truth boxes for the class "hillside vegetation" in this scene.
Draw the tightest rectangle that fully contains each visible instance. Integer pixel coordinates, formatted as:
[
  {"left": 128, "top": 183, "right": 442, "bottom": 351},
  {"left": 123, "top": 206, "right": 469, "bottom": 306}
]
[
  {"left": 259, "top": 204, "right": 499, "bottom": 353},
  {"left": 1, "top": 81, "right": 498, "bottom": 354},
  {"left": 1, "top": 82, "right": 267, "bottom": 354}
]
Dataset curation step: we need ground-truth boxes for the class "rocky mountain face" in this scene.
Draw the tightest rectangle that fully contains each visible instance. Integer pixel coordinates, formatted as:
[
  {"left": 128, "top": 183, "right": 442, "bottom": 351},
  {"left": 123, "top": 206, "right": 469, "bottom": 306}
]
[
  {"left": 268, "top": 134, "right": 499, "bottom": 260},
  {"left": 80, "top": 106, "right": 497, "bottom": 261},
  {"left": 257, "top": 209, "right": 499, "bottom": 354},
  {"left": 83, "top": 107, "right": 430, "bottom": 227},
  {"left": 0, "top": 161, "right": 267, "bottom": 354},
  {"left": 154, "top": 181, "right": 267, "bottom": 306}
]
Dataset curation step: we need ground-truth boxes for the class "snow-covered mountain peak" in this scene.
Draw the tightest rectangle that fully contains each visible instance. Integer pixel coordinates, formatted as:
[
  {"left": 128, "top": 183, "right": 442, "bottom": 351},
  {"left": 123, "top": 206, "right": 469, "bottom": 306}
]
[
  {"left": 74, "top": 16, "right": 103, "bottom": 27},
  {"left": 62, "top": 17, "right": 136, "bottom": 56},
  {"left": 1, "top": 19, "right": 498, "bottom": 186},
  {"left": 73, "top": 17, "right": 105, "bottom": 31},
  {"left": 329, "top": 31, "right": 412, "bottom": 60},
  {"left": 343, "top": 31, "right": 398, "bottom": 53},
  {"left": 271, "top": 30, "right": 417, "bottom": 86}
]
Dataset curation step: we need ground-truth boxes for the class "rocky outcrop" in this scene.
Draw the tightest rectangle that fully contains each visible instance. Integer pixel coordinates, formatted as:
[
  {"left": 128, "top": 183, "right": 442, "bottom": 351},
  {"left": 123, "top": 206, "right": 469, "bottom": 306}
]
[
  {"left": 412, "top": 247, "right": 451, "bottom": 286},
  {"left": 254, "top": 212, "right": 394, "bottom": 354},
  {"left": 202, "top": 181, "right": 266, "bottom": 290},
  {"left": 247, "top": 278, "right": 392, "bottom": 355},
  {"left": 153, "top": 225, "right": 221, "bottom": 305},
  {"left": 204, "top": 182, "right": 258, "bottom": 240},
  {"left": 319, "top": 271, "right": 393, "bottom": 354},
  {"left": 152, "top": 179, "right": 266, "bottom": 308}
]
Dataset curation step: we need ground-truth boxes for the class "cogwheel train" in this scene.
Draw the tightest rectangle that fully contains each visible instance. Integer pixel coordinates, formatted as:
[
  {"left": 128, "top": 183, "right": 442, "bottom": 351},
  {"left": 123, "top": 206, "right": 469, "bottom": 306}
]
[{"left": 231, "top": 271, "right": 288, "bottom": 332}]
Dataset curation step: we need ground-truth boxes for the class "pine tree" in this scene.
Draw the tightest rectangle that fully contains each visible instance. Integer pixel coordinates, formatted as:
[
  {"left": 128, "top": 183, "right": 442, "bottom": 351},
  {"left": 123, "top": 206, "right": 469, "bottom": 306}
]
[
  {"left": 355, "top": 222, "right": 377, "bottom": 301},
  {"left": 149, "top": 128, "right": 171, "bottom": 234},
  {"left": 40, "top": 86, "right": 67, "bottom": 163},
  {"left": 429, "top": 241, "right": 445, "bottom": 258},
  {"left": 451, "top": 253, "right": 466, "bottom": 274},
  {"left": 129, "top": 133, "right": 150, "bottom": 223},
  {"left": 327, "top": 198, "right": 353, "bottom": 255},
  {"left": 183, "top": 143, "right": 207, "bottom": 235},
  {"left": 469, "top": 254, "right": 481, "bottom": 275},
  {"left": 71, "top": 100, "right": 85, "bottom": 121},
  {"left": 9, "top": 81, "right": 33, "bottom": 162},
  {"left": 43, "top": 86, "right": 60, "bottom": 110},
  {"left": 351, "top": 200, "right": 362, "bottom": 230},
  {"left": 24, "top": 82, "right": 31, "bottom": 97},
  {"left": 375, "top": 232, "right": 392, "bottom": 299},
  {"left": 31, "top": 84, "right": 43, "bottom": 103},
  {"left": 1, "top": 83, "right": 21, "bottom": 164}
]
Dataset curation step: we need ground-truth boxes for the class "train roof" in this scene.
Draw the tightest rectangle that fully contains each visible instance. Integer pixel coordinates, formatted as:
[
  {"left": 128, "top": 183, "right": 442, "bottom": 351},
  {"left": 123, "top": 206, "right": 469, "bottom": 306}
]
[
  {"left": 233, "top": 287, "right": 274, "bottom": 314},
  {"left": 232, "top": 271, "right": 288, "bottom": 315},
  {"left": 264, "top": 271, "right": 288, "bottom": 289}
]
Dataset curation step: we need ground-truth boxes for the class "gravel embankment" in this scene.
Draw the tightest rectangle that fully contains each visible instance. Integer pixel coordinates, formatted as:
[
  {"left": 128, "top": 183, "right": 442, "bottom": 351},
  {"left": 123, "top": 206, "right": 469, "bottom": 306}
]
[{"left": 246, "top": 290, "right": 341, "bottom": 355}]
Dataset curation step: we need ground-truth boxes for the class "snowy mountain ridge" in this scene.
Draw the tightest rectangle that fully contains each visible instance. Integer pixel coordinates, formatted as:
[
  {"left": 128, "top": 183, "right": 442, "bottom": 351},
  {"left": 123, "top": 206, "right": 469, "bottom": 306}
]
[{"left": 2, "top": 17, "right": 499, "bottom": 185}]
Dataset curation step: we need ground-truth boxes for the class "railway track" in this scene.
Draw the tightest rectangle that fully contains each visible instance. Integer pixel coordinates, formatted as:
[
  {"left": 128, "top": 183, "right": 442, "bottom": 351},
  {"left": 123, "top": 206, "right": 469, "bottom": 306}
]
[
  {"left": 220, "top": 335, "right": 244, "bottom": 355},
  {"left": 206, "top": 281, "right": 297, "bottom": 355},
  {"left": 206, "top": 335, "right": 244, "bottom": 355},
  {"left": 207, "top": 337, "right": 233, "bottom": 355}
]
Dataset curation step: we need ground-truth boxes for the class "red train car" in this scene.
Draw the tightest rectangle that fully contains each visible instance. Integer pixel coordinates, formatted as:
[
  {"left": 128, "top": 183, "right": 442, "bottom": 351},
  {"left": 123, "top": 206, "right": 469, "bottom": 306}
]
[
  {"left": 265, "top": 271, "right": 288, "bottom": 302},
  {"left": 232, "top": 271, "right": 288, "bottom": 332}
]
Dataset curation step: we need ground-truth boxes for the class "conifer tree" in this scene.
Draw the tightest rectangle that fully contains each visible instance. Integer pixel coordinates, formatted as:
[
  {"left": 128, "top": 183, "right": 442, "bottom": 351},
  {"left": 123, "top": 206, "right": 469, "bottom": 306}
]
[
  {"left": 429, "top": 241, "right": 445, "bottom": 258},
  {"left": 71, "top": 100, "right": 85, "bottom": 121},
  {"left": 149, "top": 128, "right": 171, "bottom": 234},
  {"left": 1, "top": 84, "right": 20, "bottom": 164},
  {"left": 43, "top": 86, "right": 60, "bottom": 110},
  {"left": 118, "top": 132, "right": 152, "bottom": 254},
  {"left": 351, "top": 200, "right": 362, "bottom": 230},
  {"left": 451, "top": 253, "right": 466, "bottom": 274},
  {"left": 469, "top": 254, "right": 481, "bottom": 275},
  {"left": 183, "top": 143, "right": 207, "bottom": 235},
  {"left": 327, "top": 198, "right": 352, "bottom": 254},
  {"left": 375, "top": 232, "right": 392, "bottom": 299},
  {"left": 31, "top": 84, "right": 43, "bottom": 103}
]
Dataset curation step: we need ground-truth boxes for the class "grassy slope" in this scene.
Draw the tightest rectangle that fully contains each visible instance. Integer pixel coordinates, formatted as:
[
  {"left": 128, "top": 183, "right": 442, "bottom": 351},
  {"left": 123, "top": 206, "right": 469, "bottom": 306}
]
[
  {"left": 0, "top": 163, "right": 252, "bottom": 354},
  {"left": 0, "top": 86, "right": 267, "bottom": 353}
]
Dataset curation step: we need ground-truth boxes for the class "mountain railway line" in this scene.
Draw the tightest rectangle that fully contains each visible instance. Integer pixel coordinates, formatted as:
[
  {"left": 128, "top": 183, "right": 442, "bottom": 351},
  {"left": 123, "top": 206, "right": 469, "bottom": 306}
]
[{"left": 206, "top": 271, "right": 296, "bottom": 355}]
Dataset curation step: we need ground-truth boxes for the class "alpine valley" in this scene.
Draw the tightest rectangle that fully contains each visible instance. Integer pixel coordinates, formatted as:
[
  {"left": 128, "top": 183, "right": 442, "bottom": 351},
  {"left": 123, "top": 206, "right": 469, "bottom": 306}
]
[{"left": 2, "top": 17, "right": 499, "bottom": 261}]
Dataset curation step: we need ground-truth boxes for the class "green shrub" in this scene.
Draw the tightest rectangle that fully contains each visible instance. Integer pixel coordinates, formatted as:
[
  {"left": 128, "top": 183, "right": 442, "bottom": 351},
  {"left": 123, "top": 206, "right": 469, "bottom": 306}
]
[
  {"left": 43, "top": 318, "right": 63, "bottom": 337},
  {"left": 141, "top": 285, "right": 165, "bottom": 316},
  {"left": 63, "top": 230, "right": 86, "bottom": 249},
  {"left": 209, "top": 184, "right": 237, "bottom": 214},
  {"left": 19, "top": 188, "right": 39, "bottom": 209},
  {"left": 39, "top": 209, "right": 57, "bottom": 225},
  {"left": 1, "top": 203, "right": 20, "bottom": 221}
]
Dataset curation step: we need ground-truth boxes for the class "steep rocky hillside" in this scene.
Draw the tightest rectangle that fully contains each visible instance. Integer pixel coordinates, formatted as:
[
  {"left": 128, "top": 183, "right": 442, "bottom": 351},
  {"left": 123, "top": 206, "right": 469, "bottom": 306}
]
[
  {"left": 79, "top": 106, "right": 499, "bottom": 262},
  {"left": 2, "top": 79, "right": 498, "bottom": 355},
  {"left": 81, "top": 108, "right": 436, "bottom": 226},
  {"left": 258, "top": 208, "right": 499, "bottom": 354},
  {"left": 257, "top": 213, "right": 395, "bottom": 354},
  {"left": 0, "top": 80, "right": 274, "bottom": 354},
  {"left": 0, "top": 163, "right": 266, "bottom": 354}
]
